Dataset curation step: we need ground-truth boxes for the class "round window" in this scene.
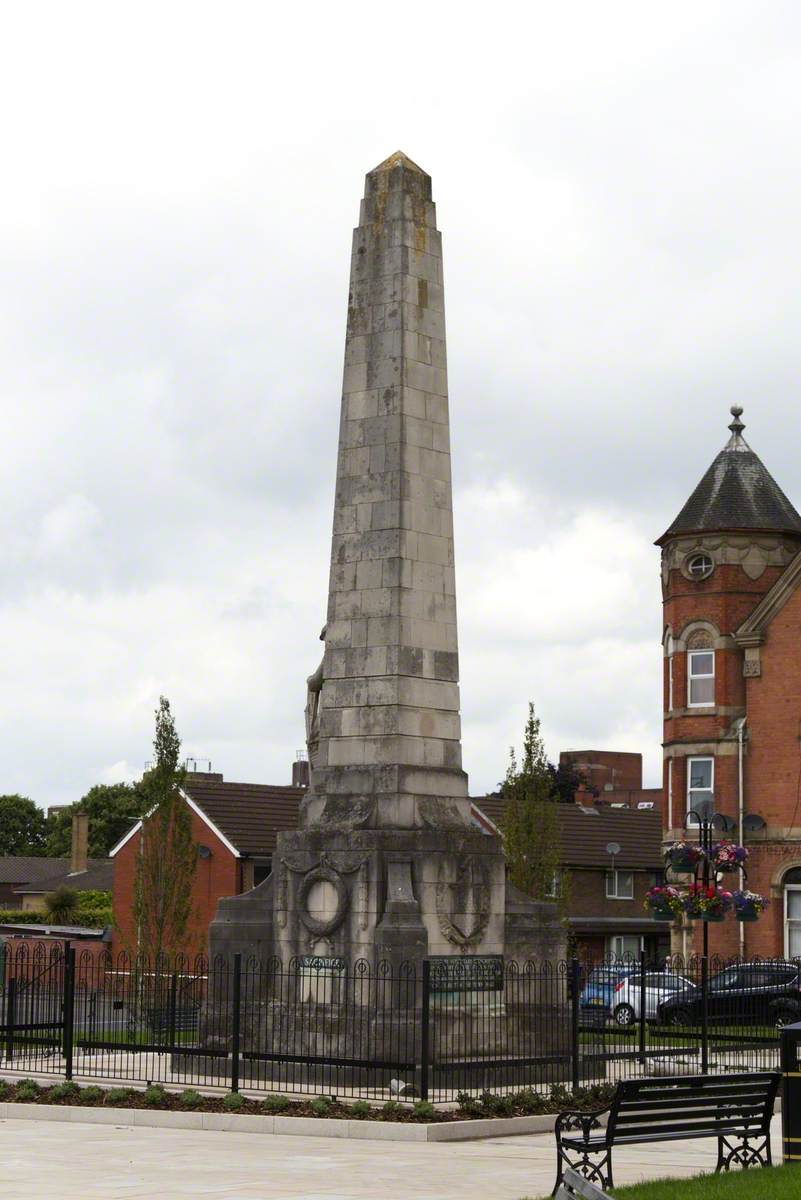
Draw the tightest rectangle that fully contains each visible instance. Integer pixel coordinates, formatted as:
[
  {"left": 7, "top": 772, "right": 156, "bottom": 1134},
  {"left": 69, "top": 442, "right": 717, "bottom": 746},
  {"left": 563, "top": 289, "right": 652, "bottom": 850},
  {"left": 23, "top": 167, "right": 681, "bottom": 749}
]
[{"left": 687, "top": 553, "right": 713, "bottom": 579}]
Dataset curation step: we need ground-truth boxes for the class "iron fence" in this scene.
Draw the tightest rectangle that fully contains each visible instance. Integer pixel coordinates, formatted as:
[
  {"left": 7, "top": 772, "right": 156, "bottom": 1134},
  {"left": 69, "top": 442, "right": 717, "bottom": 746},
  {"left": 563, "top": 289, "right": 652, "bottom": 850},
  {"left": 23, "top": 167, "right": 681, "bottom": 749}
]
[{"left": 0, "top": 942, "right": 795, "bottom": 1102}]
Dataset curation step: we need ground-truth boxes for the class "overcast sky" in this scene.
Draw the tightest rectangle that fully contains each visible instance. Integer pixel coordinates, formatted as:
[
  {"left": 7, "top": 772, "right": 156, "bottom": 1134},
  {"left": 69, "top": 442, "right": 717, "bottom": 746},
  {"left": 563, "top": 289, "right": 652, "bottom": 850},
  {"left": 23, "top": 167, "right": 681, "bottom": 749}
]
[{"left": 4, "top": 1, "right": 801, "bottom": 808}]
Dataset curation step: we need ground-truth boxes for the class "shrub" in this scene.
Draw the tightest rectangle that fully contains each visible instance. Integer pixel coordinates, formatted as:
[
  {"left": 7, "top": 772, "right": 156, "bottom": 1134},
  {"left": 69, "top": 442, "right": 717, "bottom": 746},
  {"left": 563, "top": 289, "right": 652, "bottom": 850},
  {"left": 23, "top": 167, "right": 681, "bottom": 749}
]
[
  {"left": 222, "top": 1092, "right": 245, "bottom": 1111},
  {"left": 515, "top": 1088, "right": 546, "bottom": 1115},
  {"left": 382, "top": 1100, "right": 402, "bottom": 1118},
  {"left": 15, "top": 1079, "right": 40, "bottom": 1101},
  {"left": 413, "top": 1100, "right": 436, "bottom": 1121},
  {"left": 350, "top": 1100, "right": 370, "bottom": 1119},
  {"left": 262, "top": 1094, "right": 290, "bottom": 1112},
  {"left": 310, "top": 1096, "right": 331, "bottom": 1116},
  {"left": 178, "top": 1089, "right": 203, "bottom": 1109},
  {"left": 49, "top": 1081, "right": 80, "bottom": 1101},
  {"left": 0, "top": 1079, "right": 9, "bottom": 1099},
  {"left": 105, "top": 1087, "right": 134, "bottom": 1104},
  {"left": 456, "top": 1091, "right": 482, "bottom": 1116},
  {"left": 479, "top": 1090, "right": 514, "bottom": 1116},
  {"left": 143, "top": 1085, "right": 166, "bottom": 1107},
  {"left": 82, "top": 1086, "right": 104, "bottom": 1103},
  {"left": 43, "top": 885, "right": 80, "bottom": 923}
]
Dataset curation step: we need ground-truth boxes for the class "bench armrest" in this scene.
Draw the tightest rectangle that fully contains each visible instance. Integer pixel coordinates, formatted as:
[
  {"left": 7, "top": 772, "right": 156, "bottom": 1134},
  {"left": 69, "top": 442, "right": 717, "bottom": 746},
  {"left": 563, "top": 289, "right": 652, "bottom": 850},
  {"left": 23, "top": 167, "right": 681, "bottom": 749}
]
[{"left": 555, "top": 1107, "right": 609, "bottom": 1147}]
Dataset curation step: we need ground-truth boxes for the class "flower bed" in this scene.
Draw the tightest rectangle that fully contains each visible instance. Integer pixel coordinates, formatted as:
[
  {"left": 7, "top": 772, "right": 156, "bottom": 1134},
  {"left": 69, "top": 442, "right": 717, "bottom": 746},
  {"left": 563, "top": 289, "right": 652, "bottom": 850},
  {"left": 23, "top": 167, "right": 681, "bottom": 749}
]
[{"left": 0, "top": 1078, "right": 615, "bottom": 1122}]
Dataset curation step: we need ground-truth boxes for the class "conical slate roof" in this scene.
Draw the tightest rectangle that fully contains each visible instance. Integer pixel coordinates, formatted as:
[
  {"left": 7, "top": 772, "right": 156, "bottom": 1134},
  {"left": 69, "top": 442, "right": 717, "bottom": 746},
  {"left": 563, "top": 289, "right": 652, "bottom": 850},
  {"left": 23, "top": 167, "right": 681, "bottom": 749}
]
[{"left": 656, "top": 407, "right": 801, "bottom": 545}]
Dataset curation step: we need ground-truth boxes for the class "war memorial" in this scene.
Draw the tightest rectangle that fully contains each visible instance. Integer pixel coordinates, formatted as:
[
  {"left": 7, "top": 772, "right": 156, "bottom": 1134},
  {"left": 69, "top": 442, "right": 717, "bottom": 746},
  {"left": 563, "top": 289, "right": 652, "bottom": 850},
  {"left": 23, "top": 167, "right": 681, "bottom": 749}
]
[{"left": 209, "top": 152, "right": 564, "bottom": 976}]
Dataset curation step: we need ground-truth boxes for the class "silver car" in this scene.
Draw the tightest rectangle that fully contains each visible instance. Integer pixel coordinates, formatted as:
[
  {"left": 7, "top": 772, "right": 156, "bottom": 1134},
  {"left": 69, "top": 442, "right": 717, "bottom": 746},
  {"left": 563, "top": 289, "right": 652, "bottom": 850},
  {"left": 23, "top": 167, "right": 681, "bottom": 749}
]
[{"left": 611, "top": 972, "right": 691, "bottom": 1027}]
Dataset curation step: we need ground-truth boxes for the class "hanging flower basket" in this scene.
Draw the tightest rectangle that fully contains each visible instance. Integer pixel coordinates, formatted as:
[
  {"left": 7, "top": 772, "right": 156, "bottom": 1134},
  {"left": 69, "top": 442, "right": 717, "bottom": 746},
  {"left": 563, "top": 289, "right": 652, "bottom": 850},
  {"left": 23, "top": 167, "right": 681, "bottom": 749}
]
[
  {"left": 683, "top": 885, "right": 732, "bottom": 922},
  {"left": 732, "top": 890, "right": 768, "bottom": 922},
  {"left": 666, "top": 842, "right": 705, "bottom": 874},
  {"left": 712, "top": 841, "right": 748, "bottom": 873},
  {"left": 644, "top": 885, "right": 682, "bottom": 922}
]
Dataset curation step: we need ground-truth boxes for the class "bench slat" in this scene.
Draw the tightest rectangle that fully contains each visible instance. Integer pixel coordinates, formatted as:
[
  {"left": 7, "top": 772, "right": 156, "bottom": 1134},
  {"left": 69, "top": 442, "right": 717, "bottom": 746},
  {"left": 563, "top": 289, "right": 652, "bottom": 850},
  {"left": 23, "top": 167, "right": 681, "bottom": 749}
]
[
  {"left": 557, "top": 1169, "right": 612, "bottom": 1200},
  {"left": 615, "top": 1091, "right": 771, "bottom": 1112},
  {"left": 614, "top": 1104, "right": 768, "bottom": 1126}
]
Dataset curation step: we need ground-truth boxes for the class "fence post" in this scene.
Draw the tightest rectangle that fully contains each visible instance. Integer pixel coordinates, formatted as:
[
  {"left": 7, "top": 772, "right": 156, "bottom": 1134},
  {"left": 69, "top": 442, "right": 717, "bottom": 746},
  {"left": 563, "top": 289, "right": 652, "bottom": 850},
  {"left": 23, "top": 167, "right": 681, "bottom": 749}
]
[
  {"left": 638, "top": 949, "right": 646, "bottom": 1066},
  {"left": 230, "top": 954, "right": 242, "bottom": 1094},
  {"left": 168, "top": 973, "right": 178, "bottom": 1053},
  {"left": 420, "top": 959, "right": 430, "bottom": 1102},
  {"left": 5, "top": 978, "right": 16, "bottom": 1062},
  {"left": 63, "top": 946, "right": 76, "bottom": 1081},
  {"left": 700, "top": 955, "right": 709, "bottom": 1075},
  {"left": 570, "top": 957, "right": 580, "bottom": 1094}
]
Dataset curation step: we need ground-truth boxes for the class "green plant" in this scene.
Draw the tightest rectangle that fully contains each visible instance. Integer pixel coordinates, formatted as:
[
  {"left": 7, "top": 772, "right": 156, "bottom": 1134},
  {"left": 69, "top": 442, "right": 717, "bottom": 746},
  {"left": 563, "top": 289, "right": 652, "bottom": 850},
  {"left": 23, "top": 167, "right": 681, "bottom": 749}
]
[
  {"left": 15, "top": 1079, "right": 40, "bottom": 1101},
  {"left": 44, "top": 885, "right": 80, "bottom": 923},
  {"left": 49, "top": 1081, "right": 80, "bottom": 1101},
  {"left": 310, "top": 1095, "right": 332, "bottom": 1116},
  {"left": 222, "top": 1091, "right": 245, "bottom": 1111},
  {"left": 479, "top": 1089, "right": 514, "bottom": 1115},
  {"left": 133, "top": 697, "right": 196, "bottom": 962},
  {"left": 262, "top": 1094, "right": 290, "bottom": 1112},
  {"left": 412, "top": 1099, "right": 436, "bottom": 1121},
  {"left": 515, "top": 1088, "right": 546, "bottom": 1114},
  {"left": 105, "top": 1087, "right": 134, "bottom": 1104},
  {"left": 0, "top": 1079, "right": 9, "bottom": 1099},
  {"left": 382, "top": 1099, "right": 402, "bottom": 1117},
  {"left": 143, "top": 1084, "right": 166, "bottom": 1106},
  {"left": 178, "top": 1089, "right": 203, "bottom": 1109},
  {"left": 456, "top": 1091, "right": 483, "bottom": 1116},
  {"left": 81, "top": 1086, "right": 104, "bottom": 1103},
  {"left": 350, "top": 1099, "right": 370, "bottom": 1119}
]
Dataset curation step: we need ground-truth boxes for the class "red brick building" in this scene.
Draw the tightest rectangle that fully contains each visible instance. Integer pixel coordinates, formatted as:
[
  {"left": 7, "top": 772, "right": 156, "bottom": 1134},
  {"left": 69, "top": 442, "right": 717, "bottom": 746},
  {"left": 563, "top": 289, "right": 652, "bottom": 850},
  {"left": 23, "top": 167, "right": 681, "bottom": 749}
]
[
  {"left": 659, "top": 406, "right": 801, "bottom": 958},
  {"left": 111, "top": 772, "right": 304, "bottom": 959}
]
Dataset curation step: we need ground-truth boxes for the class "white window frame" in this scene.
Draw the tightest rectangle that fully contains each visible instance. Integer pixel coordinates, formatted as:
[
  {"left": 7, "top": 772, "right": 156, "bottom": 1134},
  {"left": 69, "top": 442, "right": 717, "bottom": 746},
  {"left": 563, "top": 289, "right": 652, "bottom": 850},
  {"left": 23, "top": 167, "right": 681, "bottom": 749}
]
[
  {"left": 667, "top": 758, "right": 673, "bottom": 830},
  {"left": 608, "top": 934, "right": 643, "bottom": 961},
  {"left": 544, "top": 870, "right": 560, "bottom": 899},
  {"left": 688, "top": 649, "right": 715, "bottom": 708},
  {"left": 667, "top": 636, "right": 674, "bottom": 712},
  {"left": 687, "top": 756, "right": 714, "bottom": 816},
  {"left": 784, "top": 884, "right": 801, "bottom": 958},
  {"left": 606, "top": 869, "right": 634, "bottom": 900}
]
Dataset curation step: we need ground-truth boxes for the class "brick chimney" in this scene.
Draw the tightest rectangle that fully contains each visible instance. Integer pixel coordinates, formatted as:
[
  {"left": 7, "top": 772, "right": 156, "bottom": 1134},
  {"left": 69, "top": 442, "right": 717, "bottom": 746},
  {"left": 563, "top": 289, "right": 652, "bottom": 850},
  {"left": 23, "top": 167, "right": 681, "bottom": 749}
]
[{"left": 70, "top": 812, "right": 89, "bottom": 874}]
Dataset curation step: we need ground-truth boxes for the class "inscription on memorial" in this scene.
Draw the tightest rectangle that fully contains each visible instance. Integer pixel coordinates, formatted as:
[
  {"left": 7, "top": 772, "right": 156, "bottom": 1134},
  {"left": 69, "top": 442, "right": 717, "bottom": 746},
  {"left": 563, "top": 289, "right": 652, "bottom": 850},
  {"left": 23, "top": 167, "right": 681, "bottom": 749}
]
[{"left": 428, "top": 955, "right": 504, "bottom": 993}]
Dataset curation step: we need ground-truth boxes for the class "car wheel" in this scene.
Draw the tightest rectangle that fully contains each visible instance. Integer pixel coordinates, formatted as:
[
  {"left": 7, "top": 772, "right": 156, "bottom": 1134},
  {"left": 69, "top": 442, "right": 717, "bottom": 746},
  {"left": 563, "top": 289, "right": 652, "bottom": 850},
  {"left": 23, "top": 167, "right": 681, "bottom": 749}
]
[
  {"left": 613, "top": 1004, "right": 635, "bottom": 1028},
  {"left": 774, "top": 1005, "right": 800, "bottom": 1029},
  {"left": 667, "top": 1005, "right": 693, "bottom": 1027}
]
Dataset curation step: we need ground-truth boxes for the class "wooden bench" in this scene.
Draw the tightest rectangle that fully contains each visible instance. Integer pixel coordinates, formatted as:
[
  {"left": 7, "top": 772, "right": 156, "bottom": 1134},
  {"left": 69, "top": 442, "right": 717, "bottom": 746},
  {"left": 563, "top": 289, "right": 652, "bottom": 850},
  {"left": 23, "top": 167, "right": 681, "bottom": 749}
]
[
  {"left": 553, "top": 1071, "right": 780, "bottom": 1194},
  {"left": 555, "top": 1168, "right": 611, "bottom": 1200}
]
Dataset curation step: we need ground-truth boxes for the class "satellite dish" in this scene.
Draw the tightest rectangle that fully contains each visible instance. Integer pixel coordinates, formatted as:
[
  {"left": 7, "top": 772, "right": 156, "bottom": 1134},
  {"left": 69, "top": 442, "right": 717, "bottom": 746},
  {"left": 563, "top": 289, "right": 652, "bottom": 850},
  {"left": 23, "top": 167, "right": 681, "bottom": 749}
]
[
  {"left": 606, "top": 842, "right": 621, "bottom": 857},
  {"left": 197, "top": 845, "right": 212, "bottom": 859},
  {"left": 711, "top": 813, "right": 736, "bottom": 833},
  {"left": 742, "top": 813, "right": 766, "bottom": 833}
]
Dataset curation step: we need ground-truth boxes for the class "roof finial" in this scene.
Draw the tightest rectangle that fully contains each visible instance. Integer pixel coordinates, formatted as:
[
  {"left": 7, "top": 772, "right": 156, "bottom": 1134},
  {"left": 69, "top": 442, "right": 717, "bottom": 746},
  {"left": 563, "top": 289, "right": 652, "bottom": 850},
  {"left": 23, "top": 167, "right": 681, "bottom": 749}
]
[{"left": 728, "top": 405, "right": 745, "bottom": 437}]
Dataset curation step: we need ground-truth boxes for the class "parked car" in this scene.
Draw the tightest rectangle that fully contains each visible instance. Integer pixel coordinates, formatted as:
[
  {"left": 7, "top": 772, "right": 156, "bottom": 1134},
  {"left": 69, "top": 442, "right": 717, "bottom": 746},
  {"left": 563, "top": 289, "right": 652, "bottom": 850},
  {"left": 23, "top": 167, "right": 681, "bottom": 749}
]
[
  {"left": 610, "top": 972, "right": 691, "bottom": 1027},
  {"left": 579, "top": 964, "right": 640, "bottom": 1019},
  {"left": 657, "top": 961, "right": 801, "bottom": 1027}
]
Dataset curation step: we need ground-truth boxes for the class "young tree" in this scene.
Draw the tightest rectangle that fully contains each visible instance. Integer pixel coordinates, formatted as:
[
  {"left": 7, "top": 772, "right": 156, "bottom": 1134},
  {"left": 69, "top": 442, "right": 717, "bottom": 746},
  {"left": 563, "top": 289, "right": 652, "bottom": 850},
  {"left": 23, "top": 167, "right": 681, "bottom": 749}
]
[
  {"left": 0, "top": 795, "right": 47, "bottom": 855},
  {"left": 500, "top": 703, "right": 566, "bottom": 907},
  {"left": 45, "top": 783, "right": 146, "bottom": 857},
  {"left": 132, "top": 698, "right": 196, "bottom": 964}
]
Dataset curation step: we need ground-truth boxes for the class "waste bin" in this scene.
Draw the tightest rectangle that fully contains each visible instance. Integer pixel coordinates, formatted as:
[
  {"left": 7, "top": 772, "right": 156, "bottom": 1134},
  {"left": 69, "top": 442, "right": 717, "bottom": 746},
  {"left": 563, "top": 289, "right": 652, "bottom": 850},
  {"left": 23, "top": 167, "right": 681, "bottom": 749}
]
[{"left": 780, "top": 1019, "right": 801, "bottom": 1164}]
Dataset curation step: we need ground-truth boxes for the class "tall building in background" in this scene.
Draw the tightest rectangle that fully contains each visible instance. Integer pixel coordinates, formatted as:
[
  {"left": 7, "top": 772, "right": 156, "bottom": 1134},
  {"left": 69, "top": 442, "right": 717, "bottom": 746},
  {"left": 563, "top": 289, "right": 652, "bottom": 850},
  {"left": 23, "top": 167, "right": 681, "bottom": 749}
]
[{"left": 657, "top": 406, "right": 801, "bottom": 957}]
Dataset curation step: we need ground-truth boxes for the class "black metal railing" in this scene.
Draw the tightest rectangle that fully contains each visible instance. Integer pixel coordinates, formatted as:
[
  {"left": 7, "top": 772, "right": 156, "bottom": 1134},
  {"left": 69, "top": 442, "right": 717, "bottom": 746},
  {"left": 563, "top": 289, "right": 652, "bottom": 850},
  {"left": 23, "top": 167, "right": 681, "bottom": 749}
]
[{"left": 0, "top": 942, "right": 795, "bottom": 1101}]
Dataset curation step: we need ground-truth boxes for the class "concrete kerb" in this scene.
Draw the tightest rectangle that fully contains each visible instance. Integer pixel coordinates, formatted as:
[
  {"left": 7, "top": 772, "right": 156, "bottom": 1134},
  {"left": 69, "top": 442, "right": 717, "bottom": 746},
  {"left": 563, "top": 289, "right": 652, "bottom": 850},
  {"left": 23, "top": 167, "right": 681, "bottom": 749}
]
[{"left": 0, "top": 1100, "right": 558, "bottom": 1142}]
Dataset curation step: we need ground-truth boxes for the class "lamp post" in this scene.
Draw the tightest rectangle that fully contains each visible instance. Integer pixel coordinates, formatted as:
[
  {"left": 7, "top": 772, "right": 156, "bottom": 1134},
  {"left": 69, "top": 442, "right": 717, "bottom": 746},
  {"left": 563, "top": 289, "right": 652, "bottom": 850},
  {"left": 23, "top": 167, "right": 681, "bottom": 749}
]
[{"left": 682, "top": 809, "right": 738, "bottom": 959}]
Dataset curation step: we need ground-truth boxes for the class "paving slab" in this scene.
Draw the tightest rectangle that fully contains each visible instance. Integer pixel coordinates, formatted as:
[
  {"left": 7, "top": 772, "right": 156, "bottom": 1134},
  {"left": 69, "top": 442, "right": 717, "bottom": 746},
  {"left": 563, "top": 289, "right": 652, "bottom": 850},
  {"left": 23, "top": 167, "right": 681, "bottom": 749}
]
[{"left": 0, "top": 1114, "right": 784, "bottom": 1199}]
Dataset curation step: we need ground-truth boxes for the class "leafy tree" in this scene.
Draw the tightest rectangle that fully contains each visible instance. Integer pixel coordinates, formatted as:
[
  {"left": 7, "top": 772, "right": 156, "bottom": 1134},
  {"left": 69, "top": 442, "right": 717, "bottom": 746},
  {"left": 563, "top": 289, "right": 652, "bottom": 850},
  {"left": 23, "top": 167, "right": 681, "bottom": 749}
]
[
  {"left": 45, "top": 783, "right": 145, "bottom": 858},
  {"left": 500, "top": 703, "right": 567, "bottom": 908},
  {"left": 0, "top": 795, "right": 47, "bottom": 855},
  {"left": 132, "top": 697, "right": 196, "bottom": 963},
  {"left": 550, "top": 759, "right": 596, "bottom": 804},
  {"left": 44, "top": 886, "right": 80, "bottom": 923}
]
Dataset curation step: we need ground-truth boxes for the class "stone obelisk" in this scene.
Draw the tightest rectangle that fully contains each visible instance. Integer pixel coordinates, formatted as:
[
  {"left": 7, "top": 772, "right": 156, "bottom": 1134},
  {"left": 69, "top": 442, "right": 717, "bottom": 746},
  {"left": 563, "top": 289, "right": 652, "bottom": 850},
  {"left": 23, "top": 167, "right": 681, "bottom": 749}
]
[
  {"left": 306, "top": 149, "right": 467, "bottom": 832},
  {"left": 210, "top": 153, "right": 563, "bottom": 971}
]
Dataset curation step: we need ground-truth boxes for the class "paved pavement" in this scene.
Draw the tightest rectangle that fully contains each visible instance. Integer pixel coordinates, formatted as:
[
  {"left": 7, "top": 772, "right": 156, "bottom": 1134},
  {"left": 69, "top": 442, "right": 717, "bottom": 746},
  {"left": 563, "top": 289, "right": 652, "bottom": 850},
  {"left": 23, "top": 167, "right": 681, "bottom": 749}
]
[{"left": 0, "top": 1114, "right": 783, "bottom": 1199}]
